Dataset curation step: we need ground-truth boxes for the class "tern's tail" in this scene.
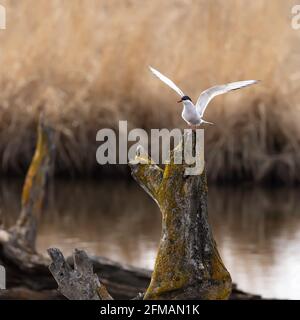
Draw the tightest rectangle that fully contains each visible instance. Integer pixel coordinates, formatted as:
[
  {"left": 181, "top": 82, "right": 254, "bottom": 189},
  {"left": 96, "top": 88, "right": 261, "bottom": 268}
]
[{"left": 202, "top": 119, "right": 214, "bottom": 125}]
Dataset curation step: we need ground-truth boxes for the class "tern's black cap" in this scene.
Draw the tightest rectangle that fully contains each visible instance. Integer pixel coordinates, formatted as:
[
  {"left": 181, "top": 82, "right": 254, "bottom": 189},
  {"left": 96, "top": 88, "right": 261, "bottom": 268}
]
[{"left": 181, "top": 96, "right": 192, "bottom": 101}]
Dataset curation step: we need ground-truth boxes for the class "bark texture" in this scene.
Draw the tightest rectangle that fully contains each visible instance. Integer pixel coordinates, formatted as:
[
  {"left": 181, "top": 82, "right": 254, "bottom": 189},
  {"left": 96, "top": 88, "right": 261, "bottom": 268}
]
[
  {"left": 48, "top": 248, "right": 112, "bottom": 300},
  {"left": 130, "top": 130, "right": 232, "bottom": 299},
  {"left": 0, "top": 116, "right": 54, "bottom": 272}
]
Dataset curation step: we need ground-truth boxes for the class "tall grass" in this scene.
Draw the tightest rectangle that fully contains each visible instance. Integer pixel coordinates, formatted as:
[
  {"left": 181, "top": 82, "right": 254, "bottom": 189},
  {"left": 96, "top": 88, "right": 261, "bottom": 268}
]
[{"left": 0, "top": 0, "right": 299, "bottom": 183}]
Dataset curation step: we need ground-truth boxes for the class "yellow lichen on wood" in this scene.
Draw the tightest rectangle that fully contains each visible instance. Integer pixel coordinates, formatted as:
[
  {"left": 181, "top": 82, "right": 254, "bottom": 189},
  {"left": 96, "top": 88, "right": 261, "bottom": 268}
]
[
  {"left": 130, "top": 130, "right": 232, "bottom": 300},
  {"left": 130, "top": 155, "right": 163, "bottom": 200},
  {"left": 21, "top": 121, "right": 50, "bottom": 209},
  {"left": 96, "top": 284, "right": 113, "bottom": 300},
  {"left": 15, "top": 116, "right": 54, "bottom": 250}
]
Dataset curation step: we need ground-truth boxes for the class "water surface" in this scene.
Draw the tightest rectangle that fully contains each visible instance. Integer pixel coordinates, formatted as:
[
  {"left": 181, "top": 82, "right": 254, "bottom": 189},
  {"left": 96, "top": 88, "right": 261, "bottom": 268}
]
[{"left": 1, "top": 179, "right": 300, "bottom": 299}]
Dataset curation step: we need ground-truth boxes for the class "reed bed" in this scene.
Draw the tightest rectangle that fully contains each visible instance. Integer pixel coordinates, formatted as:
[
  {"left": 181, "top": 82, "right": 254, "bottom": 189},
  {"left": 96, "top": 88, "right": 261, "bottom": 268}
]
[{"left": 0, "top": 0, "right": 299, "bottom": 183}]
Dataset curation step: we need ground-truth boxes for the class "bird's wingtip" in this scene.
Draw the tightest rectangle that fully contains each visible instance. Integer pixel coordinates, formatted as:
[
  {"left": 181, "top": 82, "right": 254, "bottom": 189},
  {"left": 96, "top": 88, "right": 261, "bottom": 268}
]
[
  {"left": 149, "top": 66, "right": 157, "bottom": 74},
  {"left": 245, "top": 80, "right": 260, "bottom": 86},
  {"left": 253, "top": 80, "right": 261, "bottom": 84}
]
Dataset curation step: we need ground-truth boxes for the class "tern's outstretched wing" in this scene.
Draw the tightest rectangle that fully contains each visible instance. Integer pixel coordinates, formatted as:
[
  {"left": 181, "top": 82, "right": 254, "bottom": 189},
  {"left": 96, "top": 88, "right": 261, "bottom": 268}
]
[
  {"left": 149, "top": 66, "right": 184, "bottom": 97},
  {"left": 196, "top": 80, "right": 259, "bottom": 117}
]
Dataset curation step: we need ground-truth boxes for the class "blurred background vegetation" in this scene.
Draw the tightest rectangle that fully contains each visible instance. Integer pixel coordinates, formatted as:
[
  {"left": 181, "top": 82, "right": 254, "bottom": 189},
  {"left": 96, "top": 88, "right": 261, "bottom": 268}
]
[{"left": 0, "top": 0, "right": 299, "bottom": 183}]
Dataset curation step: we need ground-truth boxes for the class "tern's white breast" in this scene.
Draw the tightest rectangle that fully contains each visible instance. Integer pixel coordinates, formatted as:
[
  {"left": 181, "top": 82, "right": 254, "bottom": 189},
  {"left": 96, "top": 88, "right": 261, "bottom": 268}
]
[{"left": 181, "top": 101, "right": 201, "bottom": 125}]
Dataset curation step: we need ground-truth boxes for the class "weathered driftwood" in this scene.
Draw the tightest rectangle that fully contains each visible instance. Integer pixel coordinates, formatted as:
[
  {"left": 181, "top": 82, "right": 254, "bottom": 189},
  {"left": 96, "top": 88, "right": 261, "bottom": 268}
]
[
  {"left": 0, "top": 248, "right": 153, "bottom": 299},
  {"left": 14, "top": 115, "right": 55, "bottom": 250},
  {"left": 0, "top": 117, "right": 148, "bottom": 300},
  {"left": 0, "top": 253, "right": 261, "bottom": 300},
  {"left": 129, "top": 130, "right": 232, "bottom": 299},
  {"left": 48, "top": 248, "right": 112, "bottom": 300},
  {"left": 0, "top": 115, "right": 54, "bottom": 283}
]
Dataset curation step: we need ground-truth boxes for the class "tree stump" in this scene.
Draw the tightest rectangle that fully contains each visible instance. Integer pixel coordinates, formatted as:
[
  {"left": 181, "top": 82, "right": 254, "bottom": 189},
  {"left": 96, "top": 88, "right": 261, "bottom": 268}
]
[{"left": 129, "top": 130, "right": 232, "bottom": 300}]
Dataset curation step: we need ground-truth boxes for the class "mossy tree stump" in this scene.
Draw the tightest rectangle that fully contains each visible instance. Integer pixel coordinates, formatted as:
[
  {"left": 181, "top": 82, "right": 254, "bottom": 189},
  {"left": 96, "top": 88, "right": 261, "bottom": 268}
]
[{"left": 130, "top": 130, "right": 232, "bottom": 300}]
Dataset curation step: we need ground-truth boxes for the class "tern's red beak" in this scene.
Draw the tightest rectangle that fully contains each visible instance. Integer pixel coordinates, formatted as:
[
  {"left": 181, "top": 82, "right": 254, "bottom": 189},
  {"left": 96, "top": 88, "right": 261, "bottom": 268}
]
[{"left": 177, "top": 99, "right": 182, "bottom": 103}]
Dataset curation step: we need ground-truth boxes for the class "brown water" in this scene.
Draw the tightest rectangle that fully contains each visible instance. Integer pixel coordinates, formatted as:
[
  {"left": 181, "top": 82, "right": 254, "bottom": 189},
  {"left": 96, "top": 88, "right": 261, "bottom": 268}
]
[{"left": 2, "top": 179, "right": 300, "bottom": 299}]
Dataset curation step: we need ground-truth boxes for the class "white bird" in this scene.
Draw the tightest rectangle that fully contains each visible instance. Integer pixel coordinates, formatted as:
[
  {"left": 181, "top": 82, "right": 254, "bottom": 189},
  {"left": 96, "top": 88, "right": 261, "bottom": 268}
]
[{"left": 149, "top": 66, "right": 259, "bottom": 128}]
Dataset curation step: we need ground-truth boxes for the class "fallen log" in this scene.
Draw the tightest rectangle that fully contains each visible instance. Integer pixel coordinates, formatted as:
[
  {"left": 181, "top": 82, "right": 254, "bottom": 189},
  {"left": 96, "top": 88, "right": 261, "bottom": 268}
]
[{"left": 0, "top": 251, "right": 261, "bottom": 300}]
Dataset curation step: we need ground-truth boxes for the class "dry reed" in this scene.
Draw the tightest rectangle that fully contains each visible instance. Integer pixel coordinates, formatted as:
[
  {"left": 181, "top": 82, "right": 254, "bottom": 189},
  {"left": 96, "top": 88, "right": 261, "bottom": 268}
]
[{"left": 0, "top": 0, "right": 299, "bottom": 183}]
